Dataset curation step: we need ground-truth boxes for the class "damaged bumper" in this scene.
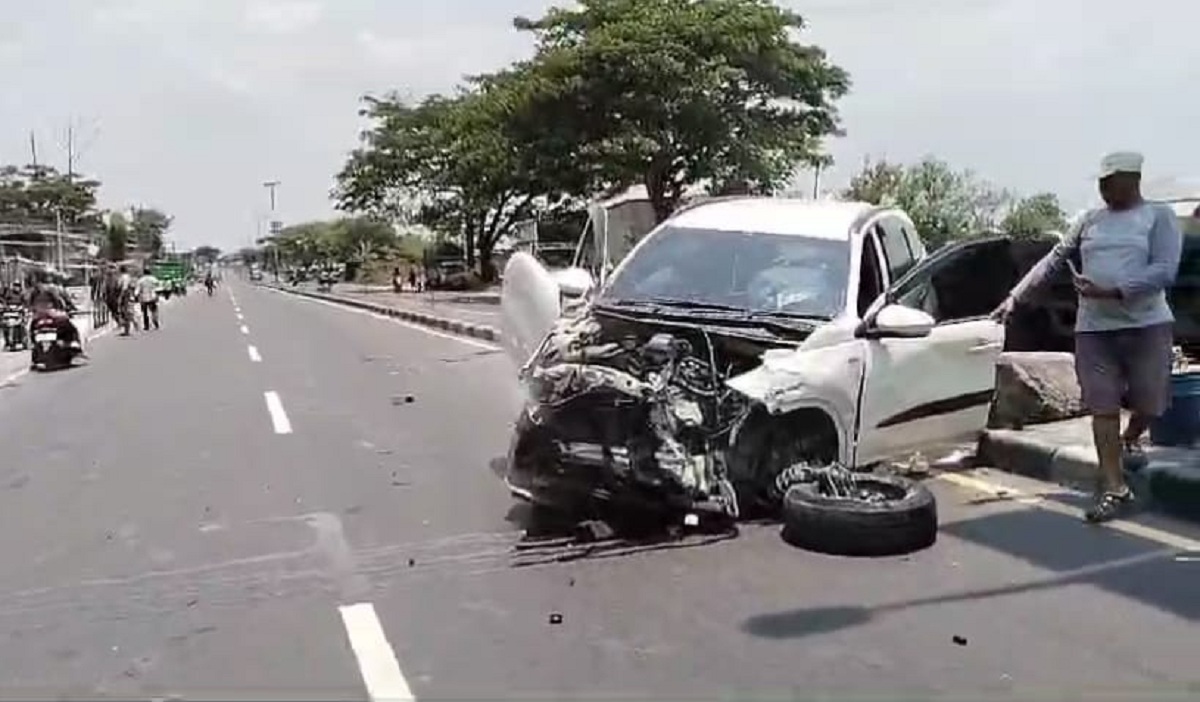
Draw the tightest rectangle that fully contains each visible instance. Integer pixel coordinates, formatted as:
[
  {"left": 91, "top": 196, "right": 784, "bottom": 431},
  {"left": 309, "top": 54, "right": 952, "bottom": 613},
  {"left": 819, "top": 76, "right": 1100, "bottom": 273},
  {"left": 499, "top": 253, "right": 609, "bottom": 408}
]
[{"left": 504, "top": 311, "right": 856, "bottom": 519}]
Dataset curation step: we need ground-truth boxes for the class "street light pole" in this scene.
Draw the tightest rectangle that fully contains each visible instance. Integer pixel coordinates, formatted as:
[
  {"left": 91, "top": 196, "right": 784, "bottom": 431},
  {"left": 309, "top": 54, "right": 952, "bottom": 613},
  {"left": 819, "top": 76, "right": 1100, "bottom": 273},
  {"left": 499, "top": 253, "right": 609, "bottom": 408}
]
[{"left": 263, "top": 180, "right": 281, "bottom": 280}]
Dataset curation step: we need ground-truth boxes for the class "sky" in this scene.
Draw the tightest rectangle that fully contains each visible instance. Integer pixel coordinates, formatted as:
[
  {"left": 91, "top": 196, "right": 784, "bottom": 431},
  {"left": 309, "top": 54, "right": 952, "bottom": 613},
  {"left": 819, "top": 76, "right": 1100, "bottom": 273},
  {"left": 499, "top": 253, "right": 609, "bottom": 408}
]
[{"left": 2, "top": 0, "right": 1197, "bottom": 251}]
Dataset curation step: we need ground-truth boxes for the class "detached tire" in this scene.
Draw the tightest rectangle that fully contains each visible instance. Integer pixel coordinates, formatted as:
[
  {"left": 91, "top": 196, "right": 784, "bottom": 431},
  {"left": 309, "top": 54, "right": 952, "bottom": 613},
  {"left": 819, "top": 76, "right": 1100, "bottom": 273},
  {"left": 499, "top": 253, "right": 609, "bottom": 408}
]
[{"left": 781, "top": 474, "right": 937, "bottom": 557}]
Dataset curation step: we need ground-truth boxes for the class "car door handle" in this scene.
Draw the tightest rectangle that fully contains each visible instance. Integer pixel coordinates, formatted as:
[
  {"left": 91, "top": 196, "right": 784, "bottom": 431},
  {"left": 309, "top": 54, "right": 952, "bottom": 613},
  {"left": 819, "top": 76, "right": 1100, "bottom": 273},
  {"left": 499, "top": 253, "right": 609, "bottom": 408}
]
[{"left": 968, "top": 341, "right": 1002, "bottom": 353}]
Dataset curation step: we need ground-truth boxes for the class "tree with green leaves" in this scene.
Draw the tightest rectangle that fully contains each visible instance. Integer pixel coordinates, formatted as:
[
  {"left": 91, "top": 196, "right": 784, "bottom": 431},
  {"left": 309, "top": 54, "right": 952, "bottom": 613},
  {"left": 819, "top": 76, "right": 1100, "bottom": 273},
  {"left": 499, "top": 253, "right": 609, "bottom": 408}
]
[
  {"left": 842, "top": 157, "right": 1010, "bottom": 250},
  {"left": 102, "top": 211, "right": 129, "bottom": 261},
  {"left": 193, "top": 245, "right": 222, "bottom": 261},
  {"left": 0, "top": 164, "right": 102, "bottom": 227},
  {"left": 335, "top": 88, "right": 542, "bottom": 279},
  {"left": 130, "top": 207, "right": 172, "bottom": 258},
  {"left": 1000, "top": 192, "right": 1068, "bottom": 239},
  {"left": 508, "top": 0, "right": 850, "bottom": 221}
]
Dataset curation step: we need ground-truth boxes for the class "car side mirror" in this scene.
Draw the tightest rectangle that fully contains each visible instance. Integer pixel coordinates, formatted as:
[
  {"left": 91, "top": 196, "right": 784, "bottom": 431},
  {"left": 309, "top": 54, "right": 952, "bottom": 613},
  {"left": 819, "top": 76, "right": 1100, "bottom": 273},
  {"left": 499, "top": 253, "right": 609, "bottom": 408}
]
[
  {"left": 556, "top": 267, "right": 595, "bottom": 299},
  {"left": 861, "top": 303, "right": 935, "bottom": 339}
]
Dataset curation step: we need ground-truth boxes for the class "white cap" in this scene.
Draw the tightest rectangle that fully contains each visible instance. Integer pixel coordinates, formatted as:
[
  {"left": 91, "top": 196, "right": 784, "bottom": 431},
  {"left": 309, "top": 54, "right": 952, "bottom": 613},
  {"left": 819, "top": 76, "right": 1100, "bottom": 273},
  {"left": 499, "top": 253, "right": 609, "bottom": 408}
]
[{"left": 1097, "top": 151, "right": 1144, "bottom": 179}]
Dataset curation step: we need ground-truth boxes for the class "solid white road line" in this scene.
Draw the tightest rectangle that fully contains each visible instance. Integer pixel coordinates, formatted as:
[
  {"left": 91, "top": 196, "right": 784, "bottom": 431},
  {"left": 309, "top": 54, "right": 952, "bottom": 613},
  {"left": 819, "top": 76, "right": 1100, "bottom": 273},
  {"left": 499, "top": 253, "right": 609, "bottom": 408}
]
[
  {"left": 247, "top": 345, "right": 262, "bottom": 362},
  {"left": 271, "top": 289, "right": 500, "bottom": 352},
  {"left": 262, "top": 391, "right": 292, "bottom": 434},
  {"left": 937, "top": 471, "right": 1200, "bottom": 552},
  {"left": 239, "top": 324, "right": 249, "bottom": 335},
  {"left": 339, "top": 602, "right": 414, "bottom": 702}
]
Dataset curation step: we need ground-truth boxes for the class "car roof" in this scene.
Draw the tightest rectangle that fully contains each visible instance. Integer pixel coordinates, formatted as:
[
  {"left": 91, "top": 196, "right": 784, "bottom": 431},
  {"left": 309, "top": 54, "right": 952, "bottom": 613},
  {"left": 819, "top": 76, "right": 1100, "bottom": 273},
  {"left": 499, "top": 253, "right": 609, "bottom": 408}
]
[{"left": 668, "top": 197, "right": 878, "bottom": 240}]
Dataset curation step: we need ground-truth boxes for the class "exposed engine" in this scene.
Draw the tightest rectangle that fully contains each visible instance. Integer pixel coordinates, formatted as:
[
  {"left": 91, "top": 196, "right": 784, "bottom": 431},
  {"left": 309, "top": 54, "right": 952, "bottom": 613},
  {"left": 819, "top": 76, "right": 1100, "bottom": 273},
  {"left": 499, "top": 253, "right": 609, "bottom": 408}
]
[{"left": 517, "top": 311, "right": 810, "bottom": 519}]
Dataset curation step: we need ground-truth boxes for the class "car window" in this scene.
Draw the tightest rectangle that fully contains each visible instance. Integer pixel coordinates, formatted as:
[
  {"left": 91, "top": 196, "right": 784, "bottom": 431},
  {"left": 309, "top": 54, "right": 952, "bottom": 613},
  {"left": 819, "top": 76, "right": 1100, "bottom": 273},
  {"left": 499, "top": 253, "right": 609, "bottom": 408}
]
[
  {"left": 602, "top": 225, "right": 851, "bottom": 319},
  {"left": 876, "top": 218, "right": 915, "bottom": 280},
  {"left": 892, "top": 239, "right": 1018, "bottom": 324},
  {"left": 856, "top": 235, "right": 885, "bottom": 318},
  {"left": 900, "top": 220, "right": 925, "bottom": 260}
]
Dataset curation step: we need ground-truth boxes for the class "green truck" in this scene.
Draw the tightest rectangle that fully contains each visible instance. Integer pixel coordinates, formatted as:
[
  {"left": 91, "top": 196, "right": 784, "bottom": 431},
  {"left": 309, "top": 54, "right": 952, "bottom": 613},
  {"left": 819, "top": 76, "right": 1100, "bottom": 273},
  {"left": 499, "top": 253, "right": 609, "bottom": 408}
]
[{"left": 151, "top": 258, "right": 189, "bottom": 298}]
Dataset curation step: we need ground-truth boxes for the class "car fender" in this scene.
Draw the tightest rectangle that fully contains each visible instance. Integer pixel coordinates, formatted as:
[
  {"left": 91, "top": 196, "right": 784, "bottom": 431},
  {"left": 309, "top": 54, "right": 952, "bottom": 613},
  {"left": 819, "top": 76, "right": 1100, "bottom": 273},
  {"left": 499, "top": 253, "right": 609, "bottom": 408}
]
[{"left": 726, "top": 335, "right": 867, "bottom": 467}]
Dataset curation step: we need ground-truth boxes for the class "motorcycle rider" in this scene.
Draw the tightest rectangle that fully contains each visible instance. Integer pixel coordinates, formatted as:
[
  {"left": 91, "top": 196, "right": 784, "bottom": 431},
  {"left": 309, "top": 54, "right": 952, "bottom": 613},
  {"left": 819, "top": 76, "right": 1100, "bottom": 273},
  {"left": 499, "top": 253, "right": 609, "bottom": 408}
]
[
  {"left": 204, "top": 268, "right": 216, "bottom": 295},
  {"left": 2, "top": 281, "right": 24, "bottom": 306},
  {"left": 1, "top": 282, "right": 26, "bottom": 348},
  {"left": 26, "top": 269, "right": 81, "bottom": 349}
]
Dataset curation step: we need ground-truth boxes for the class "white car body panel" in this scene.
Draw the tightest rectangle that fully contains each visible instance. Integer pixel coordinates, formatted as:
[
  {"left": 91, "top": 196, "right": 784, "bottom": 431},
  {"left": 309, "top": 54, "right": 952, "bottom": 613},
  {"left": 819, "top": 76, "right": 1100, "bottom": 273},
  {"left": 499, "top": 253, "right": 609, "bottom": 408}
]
[
  {"left": 854, "top": 317, "right": 1003, "bottom": 465},
  {"left": 670, "top": 199, "right": 873, "bottom": 239},
  {"left": 724, "top": 318, "right": 866, "bottom": 466}
]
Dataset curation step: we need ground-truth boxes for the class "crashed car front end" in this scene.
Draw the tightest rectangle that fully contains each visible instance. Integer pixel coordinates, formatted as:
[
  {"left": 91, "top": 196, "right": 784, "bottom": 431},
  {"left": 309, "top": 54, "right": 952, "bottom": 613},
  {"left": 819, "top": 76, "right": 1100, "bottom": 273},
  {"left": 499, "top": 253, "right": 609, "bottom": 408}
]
[{"left": 505, "top": 306, "right": 850, "bottom": 521}]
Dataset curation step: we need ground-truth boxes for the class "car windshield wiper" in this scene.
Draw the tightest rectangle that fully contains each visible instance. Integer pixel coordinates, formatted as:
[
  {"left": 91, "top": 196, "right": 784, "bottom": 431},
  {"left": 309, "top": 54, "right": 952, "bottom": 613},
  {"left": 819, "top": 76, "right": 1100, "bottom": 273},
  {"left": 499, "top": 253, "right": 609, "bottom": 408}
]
[
  {"left": 602, "top": 297, "right": 746, "bottom": 313},
  {"left": 748, "top": 310, "right": 828, "bottom": 323}
]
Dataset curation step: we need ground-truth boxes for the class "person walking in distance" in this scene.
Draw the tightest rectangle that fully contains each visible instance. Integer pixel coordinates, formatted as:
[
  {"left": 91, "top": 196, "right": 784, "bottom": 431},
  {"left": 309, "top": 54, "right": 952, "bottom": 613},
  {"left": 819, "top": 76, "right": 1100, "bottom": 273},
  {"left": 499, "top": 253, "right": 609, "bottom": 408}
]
[
  {"left": 135, "top": 266, "right": 161, "bottom": 330},
  {"left": 992, "top": 151, "right": 1183, "bottom": 522}
]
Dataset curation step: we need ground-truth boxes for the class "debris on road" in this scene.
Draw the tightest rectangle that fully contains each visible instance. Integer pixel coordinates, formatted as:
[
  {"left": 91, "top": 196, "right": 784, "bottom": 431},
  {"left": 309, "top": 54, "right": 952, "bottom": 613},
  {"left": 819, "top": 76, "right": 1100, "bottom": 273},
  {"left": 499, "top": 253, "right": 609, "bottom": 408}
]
[{"left": 548, "top": 612, "right": 563, "bottom": 625}]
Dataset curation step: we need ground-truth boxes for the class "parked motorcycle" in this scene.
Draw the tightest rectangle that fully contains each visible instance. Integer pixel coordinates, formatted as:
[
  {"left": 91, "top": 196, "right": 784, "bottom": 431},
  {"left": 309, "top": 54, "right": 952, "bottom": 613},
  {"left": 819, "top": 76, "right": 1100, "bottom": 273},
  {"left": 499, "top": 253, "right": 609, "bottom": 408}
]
[
  {"left": 29, "top": 311, "right": 82, "bottom": 371},
  {"left": 316, "top": 273, "right": 334, "bottom": 292},
  {"left": 2, "top": 305, "right": 29, "bottom": 351}
]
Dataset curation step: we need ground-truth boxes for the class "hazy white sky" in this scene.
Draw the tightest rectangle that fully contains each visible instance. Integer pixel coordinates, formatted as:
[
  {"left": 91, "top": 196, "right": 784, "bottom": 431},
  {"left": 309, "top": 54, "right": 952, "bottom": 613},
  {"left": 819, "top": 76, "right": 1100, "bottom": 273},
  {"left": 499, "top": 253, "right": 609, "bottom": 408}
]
[{"left": 2, "top": 0, "right": 1197, "bottom": 250}]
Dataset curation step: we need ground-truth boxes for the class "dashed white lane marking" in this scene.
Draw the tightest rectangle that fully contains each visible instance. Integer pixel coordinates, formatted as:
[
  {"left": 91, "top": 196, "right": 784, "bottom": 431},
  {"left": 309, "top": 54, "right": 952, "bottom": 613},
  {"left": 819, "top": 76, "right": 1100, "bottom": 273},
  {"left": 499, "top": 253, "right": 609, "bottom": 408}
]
[
  {"left": 339, "top": 602, "right": 414, "bottom": 702},
  {"left": 262, "top": 391, "right": 292, "bottom": 434},
  {"left": 247, "top": 345, "right": 262, "bottom": 362},
  {"left": 239, "top": 324, "right": 250, "bottom": 335},
  {"left": 271, "top": 289, "right": 500, "bottom": 351},
  {"left": 937, "top": 471, "right": 1200, "bottom": 552},
  {"left": 236, "top": 312, "right": 244, "bottom": 321}
]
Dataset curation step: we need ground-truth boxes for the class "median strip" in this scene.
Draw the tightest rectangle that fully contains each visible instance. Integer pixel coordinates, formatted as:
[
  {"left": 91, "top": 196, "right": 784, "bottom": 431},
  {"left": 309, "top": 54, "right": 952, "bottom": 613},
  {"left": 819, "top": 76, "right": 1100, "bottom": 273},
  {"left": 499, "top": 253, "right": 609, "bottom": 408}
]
[{"left": 262, "top": 284, "right": 501, "bottom": 344}]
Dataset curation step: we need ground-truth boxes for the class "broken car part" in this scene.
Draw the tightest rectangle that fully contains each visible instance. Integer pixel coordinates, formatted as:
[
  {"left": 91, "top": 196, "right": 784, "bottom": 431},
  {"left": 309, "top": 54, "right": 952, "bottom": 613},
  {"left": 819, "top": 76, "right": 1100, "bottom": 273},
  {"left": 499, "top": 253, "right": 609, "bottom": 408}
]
[{"left": 780, "top": 472, "right": 938, "bottom": 557}]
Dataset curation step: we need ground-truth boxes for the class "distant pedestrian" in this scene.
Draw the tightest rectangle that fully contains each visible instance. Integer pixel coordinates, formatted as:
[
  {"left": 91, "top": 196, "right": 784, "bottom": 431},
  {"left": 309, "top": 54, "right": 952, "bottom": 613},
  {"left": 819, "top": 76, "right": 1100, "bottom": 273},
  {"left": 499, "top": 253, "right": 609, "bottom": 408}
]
[
  {"left": 407, "top": 268, "right": 417, "bottom": 292},
  {"left": 993, "top": 151, "right": 1183, "bottom": 522},
  {"left": 136, "top": 267, "right": 161, "bottom": 330}
]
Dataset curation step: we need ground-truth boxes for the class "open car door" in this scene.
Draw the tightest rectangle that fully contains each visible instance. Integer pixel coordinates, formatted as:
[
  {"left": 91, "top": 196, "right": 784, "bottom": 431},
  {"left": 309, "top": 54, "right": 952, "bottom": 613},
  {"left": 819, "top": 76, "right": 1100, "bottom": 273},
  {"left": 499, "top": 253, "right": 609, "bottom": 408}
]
[
  {"left": 499, "top": 251, "right": 562, "bottom": 370},
  {"left": 853, "top": 237, "right": 1022, "bottom": 465}
]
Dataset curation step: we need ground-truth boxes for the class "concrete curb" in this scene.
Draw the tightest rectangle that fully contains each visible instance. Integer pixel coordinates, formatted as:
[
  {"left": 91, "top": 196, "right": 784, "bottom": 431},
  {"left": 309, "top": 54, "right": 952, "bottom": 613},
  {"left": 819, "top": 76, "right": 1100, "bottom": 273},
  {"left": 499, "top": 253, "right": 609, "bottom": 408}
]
[
  {"left": 262, "top": 284, "right": 502, "bottom": 343},
  {"left": 977, "top": 429, "right": 1099, "bottom": 491},
  {"left": 978, "top": 426, "right": 1200, "bottom": 522}
]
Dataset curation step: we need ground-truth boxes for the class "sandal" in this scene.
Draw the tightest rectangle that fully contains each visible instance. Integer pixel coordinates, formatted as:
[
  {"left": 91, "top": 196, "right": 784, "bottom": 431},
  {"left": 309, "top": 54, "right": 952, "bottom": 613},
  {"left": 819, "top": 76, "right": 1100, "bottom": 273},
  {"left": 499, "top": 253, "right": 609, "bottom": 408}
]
[{"left": 1085, "top": 487, "right": 1135, "bottom": 523}]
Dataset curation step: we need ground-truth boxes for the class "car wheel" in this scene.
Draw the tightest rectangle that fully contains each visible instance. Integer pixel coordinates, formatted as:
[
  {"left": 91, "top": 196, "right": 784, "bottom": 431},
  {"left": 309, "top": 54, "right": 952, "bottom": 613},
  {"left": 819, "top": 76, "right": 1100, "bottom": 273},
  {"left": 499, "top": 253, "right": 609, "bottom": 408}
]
[{"left": 781, "top": 473, "right": 937, "bottom": 557}]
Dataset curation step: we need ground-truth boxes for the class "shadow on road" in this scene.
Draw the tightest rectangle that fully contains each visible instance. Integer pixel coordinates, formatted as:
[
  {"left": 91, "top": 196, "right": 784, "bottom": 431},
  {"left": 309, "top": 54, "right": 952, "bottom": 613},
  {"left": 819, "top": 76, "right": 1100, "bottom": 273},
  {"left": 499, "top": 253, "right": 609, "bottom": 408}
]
[{"left": 742, "top": 506, "right": 1198, "bottom": 640}]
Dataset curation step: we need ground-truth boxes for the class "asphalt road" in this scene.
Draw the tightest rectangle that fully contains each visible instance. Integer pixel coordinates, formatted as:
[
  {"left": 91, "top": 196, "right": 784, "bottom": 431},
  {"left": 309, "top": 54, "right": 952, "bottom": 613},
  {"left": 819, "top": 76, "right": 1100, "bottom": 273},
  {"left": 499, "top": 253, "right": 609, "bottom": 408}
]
[{"left": 1, "top": 280, "right": 1199, "bottom": 699}]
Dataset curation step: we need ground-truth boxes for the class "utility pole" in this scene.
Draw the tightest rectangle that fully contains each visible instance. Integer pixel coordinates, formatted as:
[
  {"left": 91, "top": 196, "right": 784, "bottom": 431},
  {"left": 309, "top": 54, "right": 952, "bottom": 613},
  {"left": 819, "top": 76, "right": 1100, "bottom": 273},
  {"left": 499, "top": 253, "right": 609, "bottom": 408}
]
[
  {"left": 29, "top": 131, "right": 38, "bottom": 168},
  {"left": 56, "top": 116, "right": 100, "bottom": 184}
]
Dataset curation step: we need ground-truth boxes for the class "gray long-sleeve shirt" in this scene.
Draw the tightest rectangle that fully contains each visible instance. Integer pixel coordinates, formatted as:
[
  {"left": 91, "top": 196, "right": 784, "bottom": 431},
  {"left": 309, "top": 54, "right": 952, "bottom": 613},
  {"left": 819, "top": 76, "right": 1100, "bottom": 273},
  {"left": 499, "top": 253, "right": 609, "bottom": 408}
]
[{"left": 1010, "top": 202, "right": 1182, "bottom": 332}]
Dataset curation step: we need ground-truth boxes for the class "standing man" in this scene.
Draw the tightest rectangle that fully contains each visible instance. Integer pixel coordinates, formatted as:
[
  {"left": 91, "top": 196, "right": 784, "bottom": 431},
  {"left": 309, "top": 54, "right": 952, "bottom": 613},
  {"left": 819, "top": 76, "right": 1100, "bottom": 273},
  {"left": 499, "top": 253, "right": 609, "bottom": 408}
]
[
  {"left": 136, "top": 266, "right": 161, "bottom": 330},
  {"left": 993, "top": 151, "right": 1183, "bottom": 522}
]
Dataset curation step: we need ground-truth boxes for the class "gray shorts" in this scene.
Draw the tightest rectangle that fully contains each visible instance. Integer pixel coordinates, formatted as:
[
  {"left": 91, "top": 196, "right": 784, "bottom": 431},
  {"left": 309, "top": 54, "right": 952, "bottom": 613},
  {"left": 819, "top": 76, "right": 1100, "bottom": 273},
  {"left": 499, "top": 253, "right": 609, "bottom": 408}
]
[{"left": 1074, "top": 322, "right": 1174, "bottom": 416}]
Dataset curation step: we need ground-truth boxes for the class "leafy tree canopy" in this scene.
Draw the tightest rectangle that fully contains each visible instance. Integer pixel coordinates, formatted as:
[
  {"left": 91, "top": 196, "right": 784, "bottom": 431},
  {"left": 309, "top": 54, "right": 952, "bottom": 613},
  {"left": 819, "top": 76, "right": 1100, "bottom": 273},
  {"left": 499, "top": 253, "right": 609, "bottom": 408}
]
[
  {"left": 0, "top": 164, "right": 101, "bottom": 228},
  {"left": 840, "top": 157, "right": 1062, "bottom": 249},
  {"left": 509, "top": 0, "right": 850, "bottom": 220}
]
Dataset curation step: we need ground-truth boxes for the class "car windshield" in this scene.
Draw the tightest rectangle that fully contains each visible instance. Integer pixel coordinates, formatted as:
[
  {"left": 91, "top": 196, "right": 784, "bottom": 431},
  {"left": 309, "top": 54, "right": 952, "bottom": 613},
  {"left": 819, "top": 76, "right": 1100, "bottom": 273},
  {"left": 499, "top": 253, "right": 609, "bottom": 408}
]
[{"left": 601, "top": 225, "right": 850, "bottom": 319}]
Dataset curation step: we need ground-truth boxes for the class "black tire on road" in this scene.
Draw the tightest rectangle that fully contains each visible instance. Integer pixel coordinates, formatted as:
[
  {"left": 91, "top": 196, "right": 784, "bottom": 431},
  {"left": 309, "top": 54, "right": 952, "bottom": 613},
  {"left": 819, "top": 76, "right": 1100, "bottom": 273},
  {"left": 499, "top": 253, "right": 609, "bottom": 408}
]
[{"left": 781, "top": 474, "right": 937, "bottom": 557}]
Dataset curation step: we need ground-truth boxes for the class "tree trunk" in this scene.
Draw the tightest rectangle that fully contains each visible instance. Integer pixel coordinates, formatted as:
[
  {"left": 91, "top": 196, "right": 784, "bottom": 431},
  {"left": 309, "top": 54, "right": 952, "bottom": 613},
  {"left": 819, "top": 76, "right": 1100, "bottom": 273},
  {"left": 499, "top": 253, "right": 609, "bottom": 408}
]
[
  {"left": 644, "top": 162, "right": 678, "bottom": 223},
  {"left": 463, "top": 225, "right": 477, "bottom": 269},
  {"left": 478, "top": 247, "right": 496, "bottom": 283}
]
